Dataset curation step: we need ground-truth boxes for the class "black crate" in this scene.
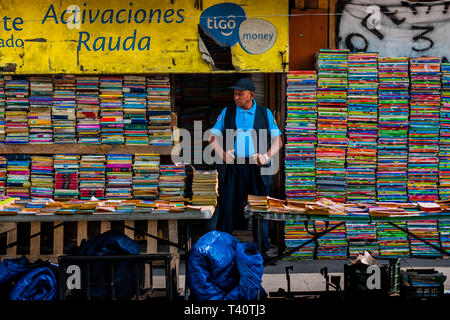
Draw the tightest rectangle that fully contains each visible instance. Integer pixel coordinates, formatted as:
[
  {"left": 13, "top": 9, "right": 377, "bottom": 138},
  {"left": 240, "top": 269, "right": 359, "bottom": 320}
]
[
  {"left": 400, "top": 285, "right": 444, "bottom": 301},
  {"left": 344, "top": 263, "right": 391, "bottom": 297},
  {"left": 400, "top": 268, "right": 445, "bottom": 301},
  {"left": 57, "top": 254, "right": 175, "bottom": 300}
]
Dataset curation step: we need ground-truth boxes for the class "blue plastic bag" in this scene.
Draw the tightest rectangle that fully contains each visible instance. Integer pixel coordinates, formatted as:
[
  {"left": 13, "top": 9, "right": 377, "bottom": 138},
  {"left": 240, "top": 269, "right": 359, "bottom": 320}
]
[
  {"left": 0, "top": 256, "right": 35, "bottom": 285},
  {"left": 10, "top": 266, "right": 57, "bottom": 300},
  {"left": 187, "top": 230, "right": 264, "bottom": 300}
]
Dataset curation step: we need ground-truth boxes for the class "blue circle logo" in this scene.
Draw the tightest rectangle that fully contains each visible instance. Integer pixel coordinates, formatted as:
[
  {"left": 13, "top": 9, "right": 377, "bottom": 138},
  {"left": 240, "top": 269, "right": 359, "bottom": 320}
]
[{"left": 199, "top": 3, "right": 247, "bottom": 47}]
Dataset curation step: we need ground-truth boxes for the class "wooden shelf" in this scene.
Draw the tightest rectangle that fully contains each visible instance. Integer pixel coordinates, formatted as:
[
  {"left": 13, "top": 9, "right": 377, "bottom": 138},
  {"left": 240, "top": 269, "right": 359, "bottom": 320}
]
[{"left": 0, "top": 144, "right": 177, "bottom": 155}]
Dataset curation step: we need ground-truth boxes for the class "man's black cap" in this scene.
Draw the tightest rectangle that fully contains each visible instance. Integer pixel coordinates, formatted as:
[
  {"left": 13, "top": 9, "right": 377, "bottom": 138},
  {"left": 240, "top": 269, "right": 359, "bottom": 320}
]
[{"left": 230, "top": 78, "right": 255, "bottom": 92}]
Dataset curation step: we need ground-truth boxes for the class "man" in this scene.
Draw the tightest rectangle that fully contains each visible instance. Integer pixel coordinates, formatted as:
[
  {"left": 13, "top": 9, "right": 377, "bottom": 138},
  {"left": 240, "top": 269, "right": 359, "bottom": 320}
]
[{"left": 209, "top": 77, "right": 283, "bottom": 261}]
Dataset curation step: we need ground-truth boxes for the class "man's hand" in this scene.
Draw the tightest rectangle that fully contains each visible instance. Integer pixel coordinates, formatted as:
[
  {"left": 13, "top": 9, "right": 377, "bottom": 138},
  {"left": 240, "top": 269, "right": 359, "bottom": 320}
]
[
  {"left": 223, "top": 149, "right": 235, "bottom": 164},
  {"left": 252, "top": 153, "right": 269, "bottom": 166}
]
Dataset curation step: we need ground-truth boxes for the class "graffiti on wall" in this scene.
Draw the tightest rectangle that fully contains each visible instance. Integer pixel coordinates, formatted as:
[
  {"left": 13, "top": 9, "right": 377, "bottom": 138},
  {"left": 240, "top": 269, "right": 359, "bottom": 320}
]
[{"left": 336, "top": 0, "right": 450, "bottom": 61}]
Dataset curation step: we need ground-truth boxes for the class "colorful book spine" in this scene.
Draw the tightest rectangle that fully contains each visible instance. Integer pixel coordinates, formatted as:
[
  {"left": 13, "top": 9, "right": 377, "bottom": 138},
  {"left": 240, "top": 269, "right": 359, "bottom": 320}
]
[
  {"left": 408, "top": 57, "right": 441, "bottom": 202},
  {"left": 54, "top": 154, "right": 79, "bottom": 200},
  {"left": 132, "top": 153, "right": 159, "bottom": 199},
  {"left": 76, "top": 76, "right": 101, "bottom": 144},
  {"left": 5, "top": 76, "right": 29, "bottom": 144},
  {"left": 124, "top": 76, "right": 148, "bottom": 145},
  {"left": 147, "top": 76, "right": 172, "bottom": 146},
  {"left": 100, "top": 77, "right": 124, "bottom": 144},
  {"left": 6, "top": 154, "right": 31, "bottom": 198},
  {"left": 315, "top": 48, "right": 349, "bottom": 202},
  {"left": 28, "top": 77, "right": 53, "bottom": 144},
  {"left": 52, "top": 75, "right": 77, "bottom": 144},
  {"left": 30, "top": 155, "right": 54, "bottom": 198},
  {"left": 283, "top": 220, "right": 315, "bottom": 260},
  {"left": 79, "top": 154, "right": 105, "bottom": 199},
  {"left": 439, "top": 63, "right": 450, "bottom": 199},
  {"left": 106, "top": 154, "right": 132, "bottom": 199},
  {"left": 346, "top": 52, "right": 378, "bottom": 203},
  {"left": 377, "top": 57, "right": 410, "bottom": 202},
  {"left": 285, "top": 71, "right": 317, "bottom": 201},
  {"left": 0, "top": 76, "right": 6, "bottom": 143}
]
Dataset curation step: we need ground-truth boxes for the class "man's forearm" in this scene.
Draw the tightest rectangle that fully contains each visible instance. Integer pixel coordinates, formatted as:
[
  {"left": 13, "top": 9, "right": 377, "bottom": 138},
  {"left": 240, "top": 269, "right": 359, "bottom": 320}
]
[
  {"left": 209, "top": 135, "right": 226, "bottom": 159},
  {"left": 266, "top": 136, "right": 283, "bottom": 158}
]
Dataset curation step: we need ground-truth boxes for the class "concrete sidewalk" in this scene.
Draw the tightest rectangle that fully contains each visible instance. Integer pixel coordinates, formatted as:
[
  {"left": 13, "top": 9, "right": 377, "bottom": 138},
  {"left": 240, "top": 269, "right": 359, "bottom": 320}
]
[{"left": 152, "top": 258, "right": 450, "bottom": 295}]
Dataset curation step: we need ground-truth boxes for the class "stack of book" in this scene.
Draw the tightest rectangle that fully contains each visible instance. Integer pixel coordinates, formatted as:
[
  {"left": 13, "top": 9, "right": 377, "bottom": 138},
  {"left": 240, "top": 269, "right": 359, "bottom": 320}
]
[
  {"left": 30, "top": 155, "right": 54, "bottom": 198},
  {"left": 0, "top": 156, "right": 6, "bottom": 196},
  {"left": 285, "top": 71, "right": 317, "bottom": 201},
  {"left": 159, "top": 164, "right": 186, "bottom": 205},
  {"left": 316, "top": 220, "right": 348, "bottom": 259},
  {"left": 408, "top": 57, "right": 441, "bottom": 202},
  {"left": 6, "top": 155, "right": 31, "bottom": 198},
  {"left": 284, "top": 220, "right": 315, "bottom": 260},
  {"left": 440, "top": 63, "right": 450, "bottom": 199},
  {"left": 191, "top": 169, "right": 218, "bottom": 206},
  {"left": 28, "top": 77, "right": 53, "bottom": 144},
  {"left": 5, "top": 76, "right": 29, "bottom": 144},
  {"left": 346, "top": 222, "right": 379, "bottom": 257},
  {"left": 79, "top": 155, "right": 106, "bottom": 199},
  {"left": 105, "top": 154, "right": 132, "bottom": 199},
  {"left": 76, "top": 76, "right": 101, "bottom": 144},
  {"left": 377, "top": 57, "right": 410, "bottom": 202},
  {"left": 123, "top": 76, "right": 148, "bottom": 145},
  {"left": 377, "top": 222, "right": 410, "bottom": 258},
  {"left": 147, "top": 76, "right": 172, "bottom": 145},
  {"left": 132, "top": 154, "right": 160, "bottom": 199},
  {"left": 52, "top": 75, "right": 77, "bottom": 143},
  {"left": 100, "top": 77, "right": 124, "bottom": 144},
  {"left": 315, "top": 49, "right": 349, "bottom": 202},
  {"left": 407, "top": 220, "right": 442, "bottom": 258},
  {"left": 346, "top": 52, "right": 378, "bottom": 203},
  {"left": 439, "top": 220, "right": 450, "bottom": 252},
  {"left": 54, "top": 154, "right": 80, "bottom": 200},
  {"left": 0, "top": 76, "right": 5, "bottom": 142}
]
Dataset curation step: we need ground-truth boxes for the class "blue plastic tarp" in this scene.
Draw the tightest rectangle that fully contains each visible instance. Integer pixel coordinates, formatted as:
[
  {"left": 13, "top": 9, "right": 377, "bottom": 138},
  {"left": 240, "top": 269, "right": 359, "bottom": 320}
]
[
  {"left": 187, "top": 230, "right": 264, "bottom": 300},
  {"left": 10, "top": 266, "right": 57, "bottom": 300},
  {"left": 0, "top": 256, "right": 35, "bottom": 285}
]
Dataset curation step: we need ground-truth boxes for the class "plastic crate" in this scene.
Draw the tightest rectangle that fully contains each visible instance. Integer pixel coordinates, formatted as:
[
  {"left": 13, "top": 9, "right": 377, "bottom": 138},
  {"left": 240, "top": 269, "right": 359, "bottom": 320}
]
[
  {"left": 400, "top": 268, "right": 445, "bottom": 301},
  {"left": 400, "top": 285, "right": 444, "bottom": 301}
]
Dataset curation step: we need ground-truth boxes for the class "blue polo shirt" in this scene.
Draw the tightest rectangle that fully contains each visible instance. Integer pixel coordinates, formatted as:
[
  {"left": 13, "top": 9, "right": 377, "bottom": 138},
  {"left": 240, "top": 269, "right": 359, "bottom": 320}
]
[{"left": 210, "top": 99, "right": 281, "bottom": 157}]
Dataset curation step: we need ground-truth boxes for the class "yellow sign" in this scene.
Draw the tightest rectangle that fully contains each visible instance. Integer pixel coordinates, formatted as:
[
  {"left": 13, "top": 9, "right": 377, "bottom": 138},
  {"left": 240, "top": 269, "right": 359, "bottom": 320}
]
[{"left": 0, "top": 0, "right": 288, "bottom": 74}]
